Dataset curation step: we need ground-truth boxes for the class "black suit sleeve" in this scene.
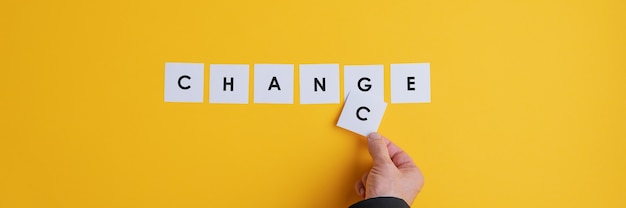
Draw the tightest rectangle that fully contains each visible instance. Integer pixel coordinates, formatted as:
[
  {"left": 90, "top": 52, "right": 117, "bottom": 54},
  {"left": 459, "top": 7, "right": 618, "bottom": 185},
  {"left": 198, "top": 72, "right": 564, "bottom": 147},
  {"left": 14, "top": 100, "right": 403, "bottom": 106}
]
[{"left": 349, "top": 197, "right": 410, "bottom": 208}]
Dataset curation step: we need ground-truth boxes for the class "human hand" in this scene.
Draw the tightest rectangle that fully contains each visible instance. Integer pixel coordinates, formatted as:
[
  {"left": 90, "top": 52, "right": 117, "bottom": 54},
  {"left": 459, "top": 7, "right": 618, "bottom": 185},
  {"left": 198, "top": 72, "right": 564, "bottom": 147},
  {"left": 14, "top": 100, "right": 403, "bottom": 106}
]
[{"left": 354, "top": 132, "right": 425, "bottom": 205}]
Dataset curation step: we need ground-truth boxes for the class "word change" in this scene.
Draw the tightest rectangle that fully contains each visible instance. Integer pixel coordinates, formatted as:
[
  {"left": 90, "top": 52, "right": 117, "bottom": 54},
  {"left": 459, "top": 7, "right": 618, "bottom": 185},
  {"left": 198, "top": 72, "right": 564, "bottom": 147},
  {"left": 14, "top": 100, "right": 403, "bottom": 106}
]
[{"left": 164, "top": 63, "right": 430, "bottom": 104}]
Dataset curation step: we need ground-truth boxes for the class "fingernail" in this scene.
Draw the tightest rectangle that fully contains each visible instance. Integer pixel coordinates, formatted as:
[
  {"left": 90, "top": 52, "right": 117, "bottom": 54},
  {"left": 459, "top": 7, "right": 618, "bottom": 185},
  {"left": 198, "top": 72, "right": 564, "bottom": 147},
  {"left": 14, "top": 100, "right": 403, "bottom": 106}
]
[{"left": 368, "top": 132, "right": 381, "bottom": 141}]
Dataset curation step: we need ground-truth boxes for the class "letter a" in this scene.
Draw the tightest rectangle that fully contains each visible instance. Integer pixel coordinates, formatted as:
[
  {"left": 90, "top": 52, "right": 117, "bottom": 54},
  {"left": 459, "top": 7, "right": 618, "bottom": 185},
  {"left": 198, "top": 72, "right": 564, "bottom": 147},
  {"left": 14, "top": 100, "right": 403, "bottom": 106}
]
[{"left": 268, "top": 76, "right": 281, "bottom": 91}]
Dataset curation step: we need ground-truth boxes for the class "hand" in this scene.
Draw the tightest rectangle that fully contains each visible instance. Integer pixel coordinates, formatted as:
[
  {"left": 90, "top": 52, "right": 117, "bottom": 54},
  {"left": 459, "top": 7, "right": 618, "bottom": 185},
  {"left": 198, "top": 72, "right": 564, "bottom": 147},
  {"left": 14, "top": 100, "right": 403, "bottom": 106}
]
[{"left": 354, "top": 132, "right": 425, "bottom": 205}]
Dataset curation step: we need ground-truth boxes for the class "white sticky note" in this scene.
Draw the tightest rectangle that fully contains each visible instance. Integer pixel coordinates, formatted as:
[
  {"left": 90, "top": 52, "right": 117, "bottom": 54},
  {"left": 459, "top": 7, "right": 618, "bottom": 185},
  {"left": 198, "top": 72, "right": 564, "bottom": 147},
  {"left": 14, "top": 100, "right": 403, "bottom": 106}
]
[
  {"left": 344, "top": 65, "right": 384, "bottom": 101},
  {"left": 391, "top": 63, "right": 431, "bottom": 103},
  {"left": 254, "top": 64, "right": 294, "bottom": 104},
  {"left": 299, "top": 64, "right": 340, "bottom": 104},
  {"left": 164, "top": 62, "right": 204, "bottom": 103},
  {"left": 336, "top": 93, "right": 388, "bottom": 136},
  {"left": 209, "top": 64, "right": 249, "bottom": 104}
]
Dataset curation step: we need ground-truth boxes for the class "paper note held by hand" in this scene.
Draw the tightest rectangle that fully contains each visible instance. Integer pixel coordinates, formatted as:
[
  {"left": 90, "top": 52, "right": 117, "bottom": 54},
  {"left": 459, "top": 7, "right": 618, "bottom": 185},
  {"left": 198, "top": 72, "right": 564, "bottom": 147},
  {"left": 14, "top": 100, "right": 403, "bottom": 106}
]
[{"left": 336, "top": 93, "right": 388, "bottom": 136}]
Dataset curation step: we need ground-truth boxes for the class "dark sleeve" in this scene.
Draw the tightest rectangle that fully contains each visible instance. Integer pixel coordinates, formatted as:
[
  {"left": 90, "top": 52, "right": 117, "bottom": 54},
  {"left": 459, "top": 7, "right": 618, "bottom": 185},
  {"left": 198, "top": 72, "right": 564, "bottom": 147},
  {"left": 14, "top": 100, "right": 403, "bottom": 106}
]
[{"left": 349, "top": 197, "right": 410, "bottom": 208}]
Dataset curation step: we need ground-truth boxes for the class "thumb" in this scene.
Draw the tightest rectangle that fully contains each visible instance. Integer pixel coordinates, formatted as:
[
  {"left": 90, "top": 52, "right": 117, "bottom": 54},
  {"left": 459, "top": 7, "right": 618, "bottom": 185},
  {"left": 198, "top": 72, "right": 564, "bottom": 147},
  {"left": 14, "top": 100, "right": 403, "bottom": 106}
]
[{"left": 367, "top": 132, "right": 393, "bottom": 166}]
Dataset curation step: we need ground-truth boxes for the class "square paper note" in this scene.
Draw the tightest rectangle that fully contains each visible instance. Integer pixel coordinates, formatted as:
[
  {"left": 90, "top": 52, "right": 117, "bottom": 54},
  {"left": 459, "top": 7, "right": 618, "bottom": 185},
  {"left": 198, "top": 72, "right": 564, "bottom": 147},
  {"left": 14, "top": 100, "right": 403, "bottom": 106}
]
[{"left": 336, "top": 93, "right": 388, "bottom": 136}]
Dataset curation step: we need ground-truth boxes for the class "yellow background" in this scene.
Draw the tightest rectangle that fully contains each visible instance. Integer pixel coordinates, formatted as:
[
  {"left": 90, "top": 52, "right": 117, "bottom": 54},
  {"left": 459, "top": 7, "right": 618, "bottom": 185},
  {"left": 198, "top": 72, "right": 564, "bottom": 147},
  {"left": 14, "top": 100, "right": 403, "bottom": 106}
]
[{"left": 1, "top": 0, "right": 625, "bottom": 207}]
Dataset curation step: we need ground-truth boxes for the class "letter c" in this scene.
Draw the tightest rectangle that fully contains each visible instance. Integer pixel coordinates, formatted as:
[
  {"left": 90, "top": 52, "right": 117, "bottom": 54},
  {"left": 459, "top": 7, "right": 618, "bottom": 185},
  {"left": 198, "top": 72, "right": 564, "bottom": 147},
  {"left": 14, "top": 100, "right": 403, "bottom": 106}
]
[
  {"left": 178, "top": 75, "right": 191, "bottom": 90},
  {"left": 356, "top": 106, "right": 370, "bottom": 121}
]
